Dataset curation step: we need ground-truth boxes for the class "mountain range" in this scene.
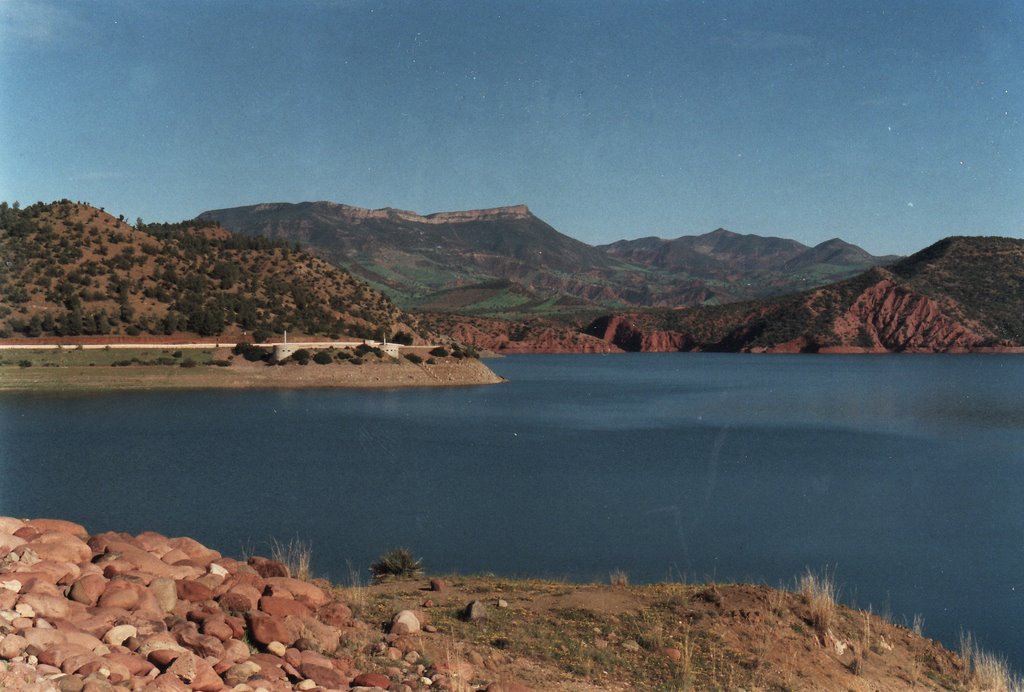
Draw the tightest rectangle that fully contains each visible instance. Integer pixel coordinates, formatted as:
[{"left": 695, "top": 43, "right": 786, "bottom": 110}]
[
  {"left": 3, "top": 199, "right": 1019, "bottom": 354},
  {"left": 197, "top": 202, "right": 898, "bottom": 313}
]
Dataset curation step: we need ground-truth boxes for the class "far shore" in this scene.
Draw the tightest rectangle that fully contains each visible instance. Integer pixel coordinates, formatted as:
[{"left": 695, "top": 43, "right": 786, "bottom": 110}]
[{"left": 0, "top": 347, "right": 504, "bottom": 392}]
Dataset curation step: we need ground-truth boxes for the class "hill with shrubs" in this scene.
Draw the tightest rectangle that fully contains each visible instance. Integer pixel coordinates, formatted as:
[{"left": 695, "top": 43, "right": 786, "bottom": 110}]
[{"left": 0, "top": 200, "right": 427, "bottom": 344}]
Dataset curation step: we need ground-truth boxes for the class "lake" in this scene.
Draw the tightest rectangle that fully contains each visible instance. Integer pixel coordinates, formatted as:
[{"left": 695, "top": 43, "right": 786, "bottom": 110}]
[{"left": 1, "top": 353, "right": 1022, "bottom": 670}]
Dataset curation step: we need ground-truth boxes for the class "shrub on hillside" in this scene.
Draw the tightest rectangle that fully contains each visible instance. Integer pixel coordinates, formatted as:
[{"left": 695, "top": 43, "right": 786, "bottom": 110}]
[
  {"left": 354, "top": 343, "right": 383, "bottom": 358},
  {"left": 312, "top": 351, "right": 333, "bottom": 365},
  {"left": 233, "top": 343, "right": 269, "bottom": 362},
  {"left": 404, "top": 353, "right": 423, "bottom": 364},
  {"left": 291, "top": 349, "right": 310, "bottom": 365},
  {"left": 429, "top": 346, "right": 449, "bottom": 358}
]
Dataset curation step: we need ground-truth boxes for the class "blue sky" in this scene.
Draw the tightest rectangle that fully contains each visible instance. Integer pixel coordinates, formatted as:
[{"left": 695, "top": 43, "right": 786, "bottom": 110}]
[{"left": 1, "top": 0, "right": 1021, "bottom": 255}]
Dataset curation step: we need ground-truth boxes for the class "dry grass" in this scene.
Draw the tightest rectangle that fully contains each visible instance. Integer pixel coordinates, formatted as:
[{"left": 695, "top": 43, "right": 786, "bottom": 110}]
[
  {"left": 340, "top": 559, "right": 368, "bottom": 618},
  {"left": 609, "top": 569, "right": 629, "bottom": 587},
  {"left": 678, "top": 624, "right": 696, "bottom": 691},
  {"left": 960, "top": 630, "right": 1024, "bottom": 692},
  {"left": 765, "top": 582, "right": 788, "bottom": 617},
  {"left": 798, "top": 567, "right": 837, "bottom": 638},
  {"left": 270, "top": 536, "right": 313, "bottom": 581},
  {"left": 846, "top": 610, "right": 869, "bottom": 676}
]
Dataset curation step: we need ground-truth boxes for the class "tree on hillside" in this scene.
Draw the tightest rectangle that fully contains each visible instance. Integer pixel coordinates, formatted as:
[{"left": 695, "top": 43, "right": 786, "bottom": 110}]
[{"left": 60, "top": 304, "right": 84, "bottom": 336}]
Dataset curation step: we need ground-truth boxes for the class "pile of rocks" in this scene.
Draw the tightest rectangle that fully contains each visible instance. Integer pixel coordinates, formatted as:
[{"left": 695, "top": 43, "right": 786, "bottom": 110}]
[{"left": 0, "top": 517, "right": 528, "bottom": 692}]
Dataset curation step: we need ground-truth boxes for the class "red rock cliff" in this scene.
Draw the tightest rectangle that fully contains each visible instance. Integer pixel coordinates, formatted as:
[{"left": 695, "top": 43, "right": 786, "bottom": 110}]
[
  {"left": 585, "top": 315, "right": 694, "bottom": 352},
  {"left": 833, "top": 278, "right": 993, "bottom": 352}
]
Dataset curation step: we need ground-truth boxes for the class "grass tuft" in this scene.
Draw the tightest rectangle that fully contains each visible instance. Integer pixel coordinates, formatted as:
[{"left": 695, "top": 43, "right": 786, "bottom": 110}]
[
  {"left": 609, "top": 568, "right": 629, "bottom": 587},
  {"left": 341, "top": 559, "right": 367, "bottom": 617},
  {"left": 369, "top": 546, "right": 423, "bottom": 583},
  {"left": 798, "top": 567, "right": 837, "bottom": 638},
  {"left": 270, "top": 536, "right": 313, "bottom": 581}
]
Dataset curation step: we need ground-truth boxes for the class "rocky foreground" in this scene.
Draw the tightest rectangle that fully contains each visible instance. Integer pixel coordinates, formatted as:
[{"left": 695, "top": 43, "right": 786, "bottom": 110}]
[
  {"left": 0, "top": 517, "right": 526, "bottom": 692},
  {"left": 0, "top": 518, "right": 1006, "bottom": 691}
]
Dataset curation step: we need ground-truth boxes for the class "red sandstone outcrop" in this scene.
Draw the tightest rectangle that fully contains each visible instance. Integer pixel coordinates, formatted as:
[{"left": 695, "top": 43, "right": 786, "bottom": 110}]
[
  {"left": 446, "top": 320, "right": 621, "bottom": 354},
  {"left": 583, "top": 315, "right": 693, "bottom": 353},
  {"left": 581, "top": 269, "right": 1015, "bottom": 354},
  {"left": 833, "top": 277, "right": 994, "bottom": 352}
]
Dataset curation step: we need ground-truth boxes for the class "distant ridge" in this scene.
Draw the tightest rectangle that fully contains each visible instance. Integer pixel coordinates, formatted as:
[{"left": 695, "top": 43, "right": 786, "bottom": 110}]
[
  {"left": 601, "top": 229, "right": 898, "bottom": 277},
  {"left": 199, "top": 201, "right": 895, "bottom": 312},
  {"left": 242, "top": 201, "right": 533, "bottom": 225}
]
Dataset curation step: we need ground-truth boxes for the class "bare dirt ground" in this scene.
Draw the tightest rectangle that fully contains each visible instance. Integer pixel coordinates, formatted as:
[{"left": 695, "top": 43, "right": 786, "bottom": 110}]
[{"left": 337, "top": 575, "right": 971, "bottom": 691}]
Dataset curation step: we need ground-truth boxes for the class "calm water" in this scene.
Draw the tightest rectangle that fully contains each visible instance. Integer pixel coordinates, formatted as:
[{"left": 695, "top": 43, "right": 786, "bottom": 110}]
[{"left": 1, "top": 354, "right": 1022, "bottom": 668}]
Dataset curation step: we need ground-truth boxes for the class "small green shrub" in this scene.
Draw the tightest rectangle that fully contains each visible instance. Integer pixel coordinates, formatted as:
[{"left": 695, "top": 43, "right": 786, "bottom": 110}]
[
  {"left": 404, "top": 353, "right": 423, "bottom": 364},
  {"left": 17, "top": 359, "right": 32, "bottom": 368},
  {"left": 180, "top": 358, "right": 197, "bottom": 368},
  {"left": 312, "top": 351, "right": 333, "bottom": 365},
  {"left": 370, "top": 547, "right": 423, "bottom": 583},
  {"left": 291, "top": 349, "right": 310, "bottom": 365},
  {"left": 430, "top": 346, "right": 449, "bottom": 357}
]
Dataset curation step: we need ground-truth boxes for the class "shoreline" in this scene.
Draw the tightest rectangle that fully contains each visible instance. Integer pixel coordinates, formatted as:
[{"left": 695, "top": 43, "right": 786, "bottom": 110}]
[{"left": 0, "top": 358, "right": 504, "bottom": 392}]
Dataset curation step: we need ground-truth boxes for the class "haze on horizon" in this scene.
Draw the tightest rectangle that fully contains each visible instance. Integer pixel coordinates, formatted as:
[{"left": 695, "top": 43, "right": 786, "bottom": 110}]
[{"left": 1, "top": 0, "right": 1021, "bottom": 256}]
